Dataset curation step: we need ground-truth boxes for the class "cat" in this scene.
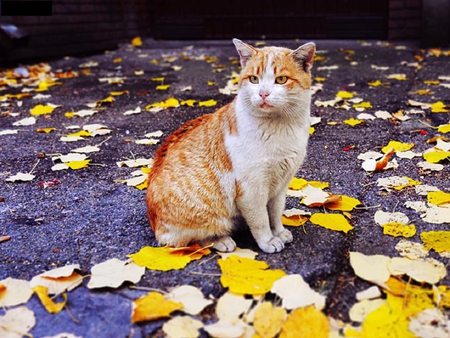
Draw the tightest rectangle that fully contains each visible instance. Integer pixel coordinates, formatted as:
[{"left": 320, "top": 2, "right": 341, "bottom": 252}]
[{"left": 146, "top": 39, "right": 315, "bottom": 253}]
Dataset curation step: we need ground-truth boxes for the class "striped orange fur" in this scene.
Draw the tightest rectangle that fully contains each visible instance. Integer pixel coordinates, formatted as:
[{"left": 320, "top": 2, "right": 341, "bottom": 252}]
[{"left": 147, "top": 39, "right": 315, "bottom": 253}]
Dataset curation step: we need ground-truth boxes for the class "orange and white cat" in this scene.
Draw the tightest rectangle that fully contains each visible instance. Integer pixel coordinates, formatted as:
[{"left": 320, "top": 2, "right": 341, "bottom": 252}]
[{"left": 146, "top": 39, "right": 315, "bottom": 253}]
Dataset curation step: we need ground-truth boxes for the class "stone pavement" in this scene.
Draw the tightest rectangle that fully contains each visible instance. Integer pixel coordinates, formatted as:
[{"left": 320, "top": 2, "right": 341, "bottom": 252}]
[{"left": 0, "top": 38, "right": 449, "bottom": 337}]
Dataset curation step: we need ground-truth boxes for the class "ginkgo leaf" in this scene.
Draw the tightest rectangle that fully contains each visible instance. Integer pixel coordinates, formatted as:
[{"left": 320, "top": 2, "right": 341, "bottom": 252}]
[
  {"left": 218, "top": 255, "right": 286, "bottom": 295},
  {"left": 349, "top": 252, "right": 391, "bottom": 284},
  {"left": 30, "top": 104, "right": 54, "bottom": 116},
  {"left": 420, "top": 231, "right": 450, "bottom": 253},
  {"left": 166, "top": 285, "right": 213, "bottom": 315},
  {"left": 427, "top": 190, "right": 450, "bottom": 206},
  {"left": 32, "top": 285, "right": 67, "bottom": 314},
  {"left": 199, "top": 99, "right": 217, "bottom": 107},
  {"left": 0, "top": 307, "right": 35, "bottom": 338},
  {"left": 29, "top": 264, "right": 83, "bottom": 295},
  {"left": 382, "top": 141, "right": 414, "bottom": 153},
  {"left": 279, "top": 306, "right": 330, "bottom": 338},
  {"left": 343, "top": 118, "right": 363, "bottom": 126},
  {"left": 162, "top": 316, "right": 203, "bottom": 338},
  {"left": 0, "top": 277, "right": 33, "bottom": 307},
  {"left": 6, "top": 172, "right": 35, "bottom": 182},
  {"left": 87, "top": 258, "right": 145, "bottom": 289},
  {"left": 309, "top": 213, "right": 353, "bottom": 233},
  {"left": 271, "top": 274, "right": 326, "bottom": 310},
  {"left": 128, "top": 246, "right": 191, "bottom": 271},
  {"left": 132, "top": 291, "right": 183, "bottom": 323},
  {"left": 253, "top": 302, "right": 286, "bottom": 338}
]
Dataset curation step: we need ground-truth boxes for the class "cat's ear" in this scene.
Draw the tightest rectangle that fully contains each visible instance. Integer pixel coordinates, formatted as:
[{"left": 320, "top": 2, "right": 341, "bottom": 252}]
[
  {"left": 233, "top": 38, "right": 257, "bottom": 67},
  {"left": 291, "top": 42, "right": 315, "bottom": 72}
]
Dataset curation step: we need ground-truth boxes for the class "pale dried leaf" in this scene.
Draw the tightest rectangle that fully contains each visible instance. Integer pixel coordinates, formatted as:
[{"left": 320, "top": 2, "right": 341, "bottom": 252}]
[
  {"left": 349, "top": 298, "right": 386, "bottom": 322},
  {"left": 12, "top": 117, "right": 36, "bottom": 126},
  {"left": 216, "top": 292, "right": 253, "bottom": 322},
  {"left": 0, "top": 306, "right": 35, "bottom": 338},
  {"left": 356, "top": 286, "right": 382, "bottom": 301},
  {"left": 166, "top": 285, "right": 213, "bottom": 315},
  {"left": 374, "top": 210, "right": 409, "bottom": 225},
  {"left": 6, "top": 173, "right": 35, "bottom": 182},
  {"left": 87, "top": 258, "right": 145, "bottom": 289},
  {"left": 163, "top": 316, "right": 203, "bottom": 338},
  {"left": 349, "top": 252, "right": 391, "bottom": 283},
  {"left": 409, "top": 308, "right": 450, "bottom": 338},
  {"left": 388, "top": 257, "right": 447, "bottom": 284},
  {"left": 0, "top": 277, "right": 33, "bottom": 307},
  {"left": 29, "top": 264, "right": 82, "bottom": 295},
  {"left": 395, "top": 239, "right": 429, "bottom": 259},
  {"left": 217, "top": 248, "right": 258, "bottom": 260}
]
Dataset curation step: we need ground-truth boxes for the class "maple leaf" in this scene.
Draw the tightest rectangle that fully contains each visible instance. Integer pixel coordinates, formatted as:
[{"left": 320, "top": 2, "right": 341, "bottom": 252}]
[
  {"left": 87, "top": 258, "right": 145, "bottom": 289},
  {"left": 32, "top": 285, "right": 67, "bottom": 314},
  {"left": 309, "top": 213, "right": 353, "bottom": 233},
  {"left": 0, "top": 307, "right": 36, "bottom": 338},
  {"left": 279, "top": 306, "right": 330, "bottom": 338},
  {"left": 0, "top": 277, "right": 33, "bottom": 307},
  {"left": 132, "top": 291, "right": 183, "bottom": 323},
  {"left": 218, "top": 255, "right": 286, "bottom": 295}
]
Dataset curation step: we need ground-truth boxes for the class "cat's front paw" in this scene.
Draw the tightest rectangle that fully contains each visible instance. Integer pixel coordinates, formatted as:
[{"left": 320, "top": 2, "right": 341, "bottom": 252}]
[
  {"left": 213, "top": 236, "right": 236, "bottom": 252},
  {"left": 276, "top": 229, "right": 293, "bottom": 244},
  {"left": 258, "top": 237, "right": 285, "bottom": 253}
]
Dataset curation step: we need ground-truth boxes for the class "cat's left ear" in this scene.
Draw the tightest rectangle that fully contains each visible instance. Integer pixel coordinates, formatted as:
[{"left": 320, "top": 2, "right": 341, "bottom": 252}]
[
  {"left": 233, "top": 38, "right": 257, "bottom": 68},
  {"left": 291, "top": 42, "right": 316, "bottom": 72}
]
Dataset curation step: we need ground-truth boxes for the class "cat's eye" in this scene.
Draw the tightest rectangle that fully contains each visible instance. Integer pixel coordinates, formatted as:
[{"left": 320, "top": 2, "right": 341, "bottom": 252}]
[
  {"left": 275, "top": 76, "right": 288, "bottom": 84},
  {"left": 249, "top": 75, "right": 259, "bottom": 84}
]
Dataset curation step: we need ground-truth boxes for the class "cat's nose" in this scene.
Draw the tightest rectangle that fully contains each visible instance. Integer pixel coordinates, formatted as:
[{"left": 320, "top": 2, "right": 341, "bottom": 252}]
[{"left": 259, "top": 90, "right": 270, "bottom": 100}]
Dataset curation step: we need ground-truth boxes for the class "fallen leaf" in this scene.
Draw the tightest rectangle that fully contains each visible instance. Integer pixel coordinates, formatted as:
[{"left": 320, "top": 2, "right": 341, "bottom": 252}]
[
  {"left": 343, "top": 118, "right": 363, "bottom": 127},
  {"left": 156, "top": 84, "right": 171, "bottom": 90},
  {"left": 431, "top": 101, "right": 449, "bottom": 113},
  {"left": 271, "top": 274, "right": 326, "bottom": 310},
  {"left": 166, "top": 285, "right": 213, "bottom": 315},
  {"left": 336, "top": 91, "right": 354, "bottom": 99},
  {"left": 162, "top": 316, "right": 203, "bottom": 338},
  {"left": 279, "top": 306, "right": 330, "bottom": 338},
  {"left": 198, "top": 99, "right": 217, "bottom": 107},
  {"left": 216, "top": 292, "right": 253, "bottom": 322},
  {"left": 32, "top": 285, "right": 67, "bottom": 314},
  {"left": 361, "top": 147, "right": 395, "bottom": 172},
  {"left": 66, "top": 159, "right": 91, "bottom": 170},
  {"left": 309, "top": 213, "right": 353, "bottom": 233},
  {"left": 128, "top": 246, "right": 192, "bottom": 271},
  {"left": 349, "top": 298, "right": 386, "bottom": 322},
  {"left": 217, "top": 247, "right": 258, "bottom": 260},
  {"left": 131, "top": 291, "right": 183, "bottom": 323},
  {"left": 427, "top": 190, "right": 450, "bottom": 206},
  {"left": 29, "top": 264, "right": 82, "bottom": 295},
  {"left": 0, "top": 129, "right": 19, "bottom": 136},
  {"left": 386, "top": 73, "right": 407, "bottom": 80},
  {"left": 355, "top": 286, "right": 382, "bottom": 301},
  {"left": 0, "top": 306, "right": 35, "bottom": 338},
  {"left": 349, "top": 252, "right": 391, "bottom": 284},
  {"left": 203, "top": 320, "right": 250, "bottom": 338},
  {"left": 253, "top": 302, "right": 286, "bottom": 338},
  {"left": 423, "top": 150, "right": 450, "bottom": 163},
  {"left": 325, "top": 195, "right": 361, "bottom": 211},
  {"left": 71, "top": 145, "right": 100, "bottom": 153},
  {"left": 6, "top": 172, "right": 35, "bottom": 182},
  {"left": 382, "top": 141, "right": 414, "bottom": 153},
  {"left": 382, "top": 222, "right": 416, "bottom": 238},
  {"left": 218, "top": 255, "right": 286, "bottom": 295},
  {"left": 13, "top": 116, "right": 36, "bottom": 126},
  {"left": 409, "top": 308, "right": 450, "bottom": 338},
  {"left": 395, "top": 239, "right": 429, "bottom": 259},
  {"left": 420, "top": 231, "right": 450, "bottom": 253},
  {"left": 0, "top": 277, "right": 33, "bottom": 307},
  {"left": 116, "top": 158, "right": 153, "bottom": 168},
  {"left": 368, "top": 80, "right": 390, "bottom": 87},
  {"left": 437, "top": 124, "right": 450, "bottom": 133},
  {"left": 131, "top": 36, "right": 142, "bottom": 47},
  {"left": 388, "top": 257, "right": 447, "bottom": 284},
  {"left": 36, "top": 127, "right": 56, "bottom": 133},
  {"left": 374, "top": 210, "right": 409, "bottom": 225},
  {"left": 87, "top": 258, "right": 145, "bottom": 289},
  {"left": 30, "top": 104, "right": 54, "bottom": 116}
]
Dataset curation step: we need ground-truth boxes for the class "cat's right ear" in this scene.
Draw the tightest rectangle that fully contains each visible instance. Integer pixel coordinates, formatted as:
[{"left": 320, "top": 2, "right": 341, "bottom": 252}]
[{"left": 233, "top": 38, "right": 257, "bottom": 68}]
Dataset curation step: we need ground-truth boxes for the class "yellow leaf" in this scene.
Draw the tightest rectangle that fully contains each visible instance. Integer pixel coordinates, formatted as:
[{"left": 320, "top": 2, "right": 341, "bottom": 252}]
[
  {"left": 36, "top": 128, "right": 56, "bottom": 133},
  {"left": 336, "top": 91, "right": 354, "bottom": 99},
  {"left": 110, "top": 90, "right": 129, "bottom": 96},
  {"left": 218, "top": 255, "right": 286, "bottom": 295},
  {"left": 279, "top": 306, "right": 329, "bottom": 338},
  {"left": 207, "top": 81, "right": 216, "bottom": 86},
  {"left": 431, "top": 101, "right": 449, "bottom": 113},
  {"left": 423, "top": 80, "right": 440, "bottom": 85},
  {"left": 30, "top": 104, "right": 54, "bottom": 116},
  {"left": 180, "top": 99, "right": 197, "bottom": 107},
  {"left": 32, "top": 285, "right": 67, "bottom": 314},
  {"left": 368, "top": 80, "right": 389, "bottom": 87},
  {"left": 388, "top": 287, "right": 436, "bottom": 318},
  {"left": 253, "top": 302, "right": 286, "bottom": 338},
  {"left": 343, "top": 118, "right": 363, "bottom": 127},
  {"left": 437, "top": 124, "right": 450, "bottom": 133},
  {"left": 146, "top": 97, "right": 180, "bottom": 110},
  {"left": 135, "top": 181, "right": 148, "bottom": 190},
  {"left": 128, "top": 246, "right": 192, "bottom": 271},
  {"left": 411, "top": 89, "right": 434, "bottom": 95},
  {"left": 199, "top": 99, "right": 217, "bottom": 107},
  {"left": 420, "top": 231, "right": 450, "bottom": 253},
  {"left": 168, "top": 243, "right": 212, "bottom": 260},
  {"left": 382, "top": 222, "right": 416, "bottom": 238},
  {"left": 381, "top": 140, "right": 414, "bottom": 153},
  {"left": 282, "top": 214, "right": 308, "bottom": 227},
  {"left": 66, "top": 159, "right": 91, "bottom": 170},
  {"left": 309, "top": 126, "right": 315, "bottom": 135},
  {"left": 131, "top": 36, "right": 142, "bottom": 47},
  {"left": 326, "top": 195, "right": 361, "bottom": 211},
  {"left": 156, "top": 84, "right": 171, "bottom": 91},
  {"left": 438, "top": 285, "right": 450, "bottom": 309},
  {"left": 66, "top": 130, "right": 91, "bottom": 138},
  {"left": 362, "top": 300, "right": 415, "bottom": 338},
  {"left": 288, "top": 177, "right": 328, "bottom": 190},
  {"left": 113, "top": 57, "right": 122, "bottom": 63},
  {"left": 353, "top": 101, "right": 373, "bottom": 109},
  {"left": 65, "top": 112, "right": 74, "bottom": 118},
  {"left": 310, "top": 213, "right": 353, "bottom": 233},
  {"left": 151, "top": 77, "right": 165, "bottom": 82},
  {"left": 423, "top": 150, "right": 450, "bottom": 163},
  {"left": 392, "top": 176, "right": 421, "bottom": 191},
  {"left": 427, "top": 190, "right": 450, "bottom": 206},
  {"left": 131, "top": 291, "right": 183, "bottom": 323},
  {"left": 315, "top": 77, "right": 327, "bottom": 82}
]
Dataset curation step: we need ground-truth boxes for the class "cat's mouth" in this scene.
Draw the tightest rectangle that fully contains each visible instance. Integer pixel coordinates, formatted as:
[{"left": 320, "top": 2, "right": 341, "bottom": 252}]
[{"left": 260, "top": 102, "right": 273, "bottom": 109}]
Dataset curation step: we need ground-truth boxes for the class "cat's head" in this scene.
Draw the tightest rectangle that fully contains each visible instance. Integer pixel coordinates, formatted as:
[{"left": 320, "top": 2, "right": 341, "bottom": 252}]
[{"left": 233, "top": 39, "right": 315, "bottom": 118}]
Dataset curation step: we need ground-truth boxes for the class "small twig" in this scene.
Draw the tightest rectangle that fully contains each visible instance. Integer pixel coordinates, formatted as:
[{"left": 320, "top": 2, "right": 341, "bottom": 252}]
[
  {"left": 198, "top": 253, "right": 219, "bottom": 266},
  {"left": 96, "top": 135, "right": 112, "bottom": 147},
  {"left": 354, "top": 204, "right": 381, "bottom": 210},
  {"left": 129, "top": 285, "right": 166, "bottom": 294},
  {"left": 189, "top": 271, "right": 221, "bottom": 277},
  {"left": 29, "top": 159, "right": 40, "bottom": 175},
  {"left": 392, "top": 200, "right": 400, "bottom": 213},
  {"left": 88, "top": 163, "right": 106, "bottom": 167},
  {"left": 418, "top": 119, "right": 437, "bottom": 129},
  {"left": 65, "top": 303, "right": 81, "bottom": 325}
]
